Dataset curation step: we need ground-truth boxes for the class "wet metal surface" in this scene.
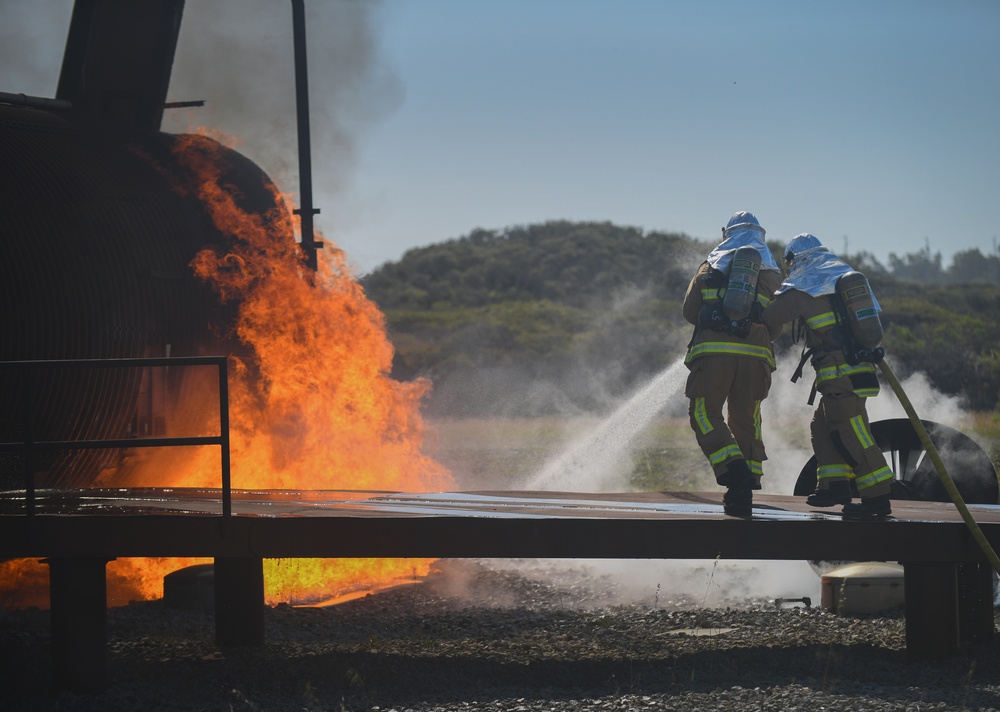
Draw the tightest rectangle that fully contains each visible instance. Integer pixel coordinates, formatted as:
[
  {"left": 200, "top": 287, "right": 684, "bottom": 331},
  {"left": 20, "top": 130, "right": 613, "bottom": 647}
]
[
  {"left": 2, "top": 488, "right": 999, "bottom": 563},
  {"left": 2, "top": 487, "right": 998, "bottom": 522}
]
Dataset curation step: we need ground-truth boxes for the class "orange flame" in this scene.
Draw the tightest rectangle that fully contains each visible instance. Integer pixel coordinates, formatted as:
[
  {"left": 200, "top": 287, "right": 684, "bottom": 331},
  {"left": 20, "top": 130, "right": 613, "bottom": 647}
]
[
  {"left": 173, "top": 132, "right": 452, "bottom": 603},
  {"left": 0, "top": 132, "right": 453, "bottom": 608},
  {"left": 178, "top": 133, "right": 449, "bottom": 494}
]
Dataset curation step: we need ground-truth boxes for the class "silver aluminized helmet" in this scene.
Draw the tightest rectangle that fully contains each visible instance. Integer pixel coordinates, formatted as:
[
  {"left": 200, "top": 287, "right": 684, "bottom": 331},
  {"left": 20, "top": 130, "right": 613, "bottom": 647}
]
[
  {"left": 784, "top": 233, "right": 824, "bottom": 263},
  {"left": 723, "top": 211, "right": 765, "bottom": 237}
]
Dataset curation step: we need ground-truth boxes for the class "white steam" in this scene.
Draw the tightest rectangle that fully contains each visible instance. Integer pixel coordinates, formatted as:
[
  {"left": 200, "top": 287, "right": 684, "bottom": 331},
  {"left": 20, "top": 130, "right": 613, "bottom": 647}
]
[
  {"left": 499, "top": 344, "right": 982, "bottom": 609},
  {"left": 456, "top": 557, "right": 820, "bottom": 610},
  {"left": 506, "top": 348, "right": 820, "bottom": 606},
  {"left": 868, "top": 365, "right": 965, "bottom": 425}
]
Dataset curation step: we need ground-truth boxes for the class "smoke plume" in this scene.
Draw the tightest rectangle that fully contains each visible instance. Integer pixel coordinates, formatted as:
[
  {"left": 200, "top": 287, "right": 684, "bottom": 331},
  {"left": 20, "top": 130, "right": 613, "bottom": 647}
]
[{"left": 162, "top": 0, "right": 403, "bottom": 256}]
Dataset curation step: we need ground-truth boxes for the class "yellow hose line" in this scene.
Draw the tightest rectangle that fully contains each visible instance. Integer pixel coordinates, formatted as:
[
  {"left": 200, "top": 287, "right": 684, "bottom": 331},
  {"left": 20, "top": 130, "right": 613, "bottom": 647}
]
[{"left": 878, "top": 358, "right": 1000, "bottom": 575}]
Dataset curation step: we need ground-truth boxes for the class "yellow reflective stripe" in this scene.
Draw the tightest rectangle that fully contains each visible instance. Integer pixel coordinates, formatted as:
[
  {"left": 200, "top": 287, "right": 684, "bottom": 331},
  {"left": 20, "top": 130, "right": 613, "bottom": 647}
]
[
  {"left": 753, "top": 400, "right": 762, "bottom": 441},
  {"left": 702, "top": 287, "right": 766, "bottom": 305},
  {"left": 850, "top": 415, "right": 875, "bottom": 449},
  {"left": 854, "top": 387, "right": 880, "bottom": 398},
  {"left": 806, "top": 311, "right": 837, "bottom": 330},
  {"left": 856, "top": 465, "right": 894, "bottom": 491},
  {"left": 693, "top": 397, "right": 713, "bottom": 435},
  {"left": 843, "top": 363, "right": 877, "bottom": 376},
  {"left": 815, "top": 365, "right": 837, "bottom": 383},
  {"left": 817, "top": 464, "right": 853, "bottom": 480},
  {"left": 815, "top": 361, "right": 876, "bottom": 385},
  {"left": 748, "top": 460, "right": 763, "bottom": 476},
  {"left": 686, "top": 342, "right": 775, "bottom": 368},
  {"left": 709, "top": 444, "right": 743, "bottom": 465}
]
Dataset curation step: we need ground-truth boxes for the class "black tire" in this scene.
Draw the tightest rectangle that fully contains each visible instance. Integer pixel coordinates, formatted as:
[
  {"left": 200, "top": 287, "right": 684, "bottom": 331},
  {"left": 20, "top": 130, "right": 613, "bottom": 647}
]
[{"left": 792, "top": 418, "right": 999, "bottom": 504}]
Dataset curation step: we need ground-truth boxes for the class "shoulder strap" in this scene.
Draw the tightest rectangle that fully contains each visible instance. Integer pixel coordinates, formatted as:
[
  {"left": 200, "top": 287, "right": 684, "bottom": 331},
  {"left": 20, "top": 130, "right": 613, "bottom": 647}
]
[{"left": 791, "top": 345, "right": 814, "bottom": 384}]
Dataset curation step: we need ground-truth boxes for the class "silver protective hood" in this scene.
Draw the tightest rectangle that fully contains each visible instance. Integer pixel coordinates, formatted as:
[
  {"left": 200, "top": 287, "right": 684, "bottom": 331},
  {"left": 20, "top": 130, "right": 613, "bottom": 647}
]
[
  {"left": 776, "top": 234, "right": 881, "bottom": 311},
  {"left": 708, "top": 225, "right": 778, "bottom": 272}
]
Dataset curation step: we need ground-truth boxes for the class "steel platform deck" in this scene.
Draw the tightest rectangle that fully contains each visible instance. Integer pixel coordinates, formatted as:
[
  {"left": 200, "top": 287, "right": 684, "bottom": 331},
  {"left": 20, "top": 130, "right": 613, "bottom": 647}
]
[
  {"left": 2, "top": 487, "right": 999, "bottom": 692},
  {"left": 3, "top": 488, "right": 1000, "bottom": 562}
]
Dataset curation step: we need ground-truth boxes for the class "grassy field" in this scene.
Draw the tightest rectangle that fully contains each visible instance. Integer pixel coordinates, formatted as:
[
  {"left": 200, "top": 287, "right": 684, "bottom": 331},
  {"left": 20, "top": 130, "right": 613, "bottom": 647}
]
[
  {"left": 427, "top": 412, "right": 1000, "bottom": 496},
  {"left": 426, "top": 414, "right": 800, "bottom": 493},
  {"left": 427, "top": 415, "right": 718, "bottom": 491}
]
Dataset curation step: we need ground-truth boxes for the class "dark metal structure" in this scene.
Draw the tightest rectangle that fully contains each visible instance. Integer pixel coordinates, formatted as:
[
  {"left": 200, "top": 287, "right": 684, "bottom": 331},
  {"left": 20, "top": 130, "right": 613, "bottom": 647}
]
[
  {"left": 1, "top": 486, "right": 999, "bottom": 691},
  {"left": 291, "top": 0, "right": 323, "bottom": 271},
  {"left": 0, "top": 0, "right": 292, "bottom": 487},
  {"left": 56, "top": 0, "right": 185, "bottom": 131},
  {"left": 0, "top": 357, "right": 232, "bottom": 520}
]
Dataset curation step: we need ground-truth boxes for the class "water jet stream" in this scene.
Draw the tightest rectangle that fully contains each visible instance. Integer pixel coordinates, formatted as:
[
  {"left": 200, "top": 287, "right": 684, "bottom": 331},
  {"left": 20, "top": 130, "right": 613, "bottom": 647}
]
[{"left": 526, "top": 357, "right": 689, "bottom": 491}]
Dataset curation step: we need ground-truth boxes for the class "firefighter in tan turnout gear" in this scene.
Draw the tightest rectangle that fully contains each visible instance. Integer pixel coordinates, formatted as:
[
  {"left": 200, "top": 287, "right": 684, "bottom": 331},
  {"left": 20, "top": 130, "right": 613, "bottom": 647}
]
[
  {"left": 683, "top": 211, "right": 782, "bottom": 516},
  {"left": 761, "top": 233, "right": 894, "bottom": 519}
]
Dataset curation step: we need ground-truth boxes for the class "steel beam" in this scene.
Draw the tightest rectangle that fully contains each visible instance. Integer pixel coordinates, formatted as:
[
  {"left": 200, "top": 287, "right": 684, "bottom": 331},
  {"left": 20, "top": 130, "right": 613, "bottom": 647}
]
[
  {"left": 44, "top": 556, "right": 111, "bottom": 693},
  {"left": 958, "top": 561, "right": 996, "bottom": 646},
  {"left": 904, "top": 562, "right": 960, "bottom": 662},
  {"left": 213, "top": 557, "right": 264, "bottom": 647}
]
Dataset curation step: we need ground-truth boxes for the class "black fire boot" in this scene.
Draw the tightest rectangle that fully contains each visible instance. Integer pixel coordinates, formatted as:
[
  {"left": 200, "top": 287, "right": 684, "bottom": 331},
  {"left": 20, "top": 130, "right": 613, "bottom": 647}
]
[
  {"left": 723, "top": 486, "right": 753, "bottom": 517},
  {"left": 841, "top": 494, "right": 892, "bottom": 520},
  {"left": 716, "top": 459, "right": 755, "bottom": 489},
  {"left": 806, "top": 480, "right": 852, "bottom": 508}
]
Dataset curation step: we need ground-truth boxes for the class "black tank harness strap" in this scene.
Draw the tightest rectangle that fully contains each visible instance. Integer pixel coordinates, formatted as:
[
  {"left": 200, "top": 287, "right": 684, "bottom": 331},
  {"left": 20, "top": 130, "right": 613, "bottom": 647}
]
[
  {"left": 690, "top": 267, "right": 764, "bottom": 342},
  {"left": 791, "top": 346, "right": 814, "bottom": 384},
  {"left": 791, "top": 345, "right": 820, "bottom": 405}
]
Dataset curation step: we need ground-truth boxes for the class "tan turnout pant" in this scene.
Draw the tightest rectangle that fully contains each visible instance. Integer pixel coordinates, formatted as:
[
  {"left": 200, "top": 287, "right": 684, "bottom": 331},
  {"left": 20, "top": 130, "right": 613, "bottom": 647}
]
[
  {"left": 811, "top": 390, "right": 893, "bottom": 497},
  {"left": 685, "top": 354, "right": 772, "bottom": 483}
]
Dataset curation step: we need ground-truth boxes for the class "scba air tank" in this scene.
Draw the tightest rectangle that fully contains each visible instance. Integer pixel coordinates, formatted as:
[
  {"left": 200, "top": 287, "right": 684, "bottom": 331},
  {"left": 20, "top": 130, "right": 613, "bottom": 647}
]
[
  {"left": 722, "top": 246, "right": 762, "bottom": 321},
  {"left": 836, "top": 271, "right": 883, "bottom": 350}
]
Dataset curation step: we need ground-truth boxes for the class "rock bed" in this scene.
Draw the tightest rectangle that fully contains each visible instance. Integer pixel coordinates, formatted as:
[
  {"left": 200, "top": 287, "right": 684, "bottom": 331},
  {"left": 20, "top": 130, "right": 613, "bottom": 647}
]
[{"left": 2, "top": 559, "right": 999, "bottom": 711}]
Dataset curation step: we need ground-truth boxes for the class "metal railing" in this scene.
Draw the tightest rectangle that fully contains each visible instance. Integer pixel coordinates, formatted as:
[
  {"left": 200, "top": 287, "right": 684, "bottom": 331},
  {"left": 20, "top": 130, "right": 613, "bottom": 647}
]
[{"left": 0, "top": 356, "right": 231, "bottom": 520}]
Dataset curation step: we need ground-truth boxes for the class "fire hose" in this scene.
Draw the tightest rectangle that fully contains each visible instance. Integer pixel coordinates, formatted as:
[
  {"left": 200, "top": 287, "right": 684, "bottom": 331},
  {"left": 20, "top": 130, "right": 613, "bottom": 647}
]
[{"left": 878, "top": 358, "right": 1000, "bottom": 575}]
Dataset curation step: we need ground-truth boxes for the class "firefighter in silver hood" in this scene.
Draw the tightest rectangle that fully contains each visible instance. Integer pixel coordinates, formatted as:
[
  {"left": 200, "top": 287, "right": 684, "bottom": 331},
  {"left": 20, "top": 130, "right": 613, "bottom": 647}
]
[
  {"left": 682, "top": 211, "right": 782, "bottom": 516},
  {"left": 761, "top": 234, "right": 894, "bottom": 519}
]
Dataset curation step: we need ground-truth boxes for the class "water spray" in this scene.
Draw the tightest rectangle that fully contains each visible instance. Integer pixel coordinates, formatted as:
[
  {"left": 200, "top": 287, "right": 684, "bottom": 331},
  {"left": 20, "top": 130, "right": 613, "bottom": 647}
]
[{"left": 878, "top": 358, "right": 1000, "bottom": 575}]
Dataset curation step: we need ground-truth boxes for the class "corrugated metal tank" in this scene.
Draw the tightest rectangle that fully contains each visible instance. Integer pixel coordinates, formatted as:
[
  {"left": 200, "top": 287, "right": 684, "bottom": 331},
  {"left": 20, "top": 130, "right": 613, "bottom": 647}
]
[{"left": 0, "top": 103, "right": 281, "bottom": 488}]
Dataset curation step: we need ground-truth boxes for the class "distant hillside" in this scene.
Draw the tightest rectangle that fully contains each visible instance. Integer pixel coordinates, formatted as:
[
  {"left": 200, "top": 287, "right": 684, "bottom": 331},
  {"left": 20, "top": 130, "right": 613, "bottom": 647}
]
[
  {"left": 362, "top": 221, "right": 714, "bottom": 309},
  {"left": 361, "top": 221, "right": 1000, "bottom": 415}
]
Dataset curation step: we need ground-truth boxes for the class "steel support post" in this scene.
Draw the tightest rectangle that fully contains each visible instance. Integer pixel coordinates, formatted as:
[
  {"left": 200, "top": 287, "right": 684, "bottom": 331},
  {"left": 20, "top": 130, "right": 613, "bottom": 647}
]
[
  {"left": 44, "top": 557, "right": 110, "bottom": 693},
  {"left": 904, "top": 562, "right": 959, "bottom": 662},
  {"left": 958, "top": 561, "right": 996, "bottom": 645},
  {"left": 213, "top": 557, "right": 264, "bottom": 647}
]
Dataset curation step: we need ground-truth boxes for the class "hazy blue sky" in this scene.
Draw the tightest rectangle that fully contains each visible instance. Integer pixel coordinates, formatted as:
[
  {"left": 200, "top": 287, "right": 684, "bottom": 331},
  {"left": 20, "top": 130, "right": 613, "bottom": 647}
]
[{"left": 5, "top": 0, "right": 1000, "bottom": 274}]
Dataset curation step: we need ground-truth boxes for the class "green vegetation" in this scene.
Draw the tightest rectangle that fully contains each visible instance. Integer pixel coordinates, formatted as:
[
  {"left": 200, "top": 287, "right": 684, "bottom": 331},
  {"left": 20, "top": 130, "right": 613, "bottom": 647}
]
[
  {"left": 885, "top": 243, "right": 1000, "bottom": 285},
  {"left": 362, "top": 221, "right": 1000, "bottom": 417},
  {"left": 362, "top": 221, "right": 702, "bottom": 309},
  {"left": 875, "top": 283, "right": 1000, "bottom": 410}
]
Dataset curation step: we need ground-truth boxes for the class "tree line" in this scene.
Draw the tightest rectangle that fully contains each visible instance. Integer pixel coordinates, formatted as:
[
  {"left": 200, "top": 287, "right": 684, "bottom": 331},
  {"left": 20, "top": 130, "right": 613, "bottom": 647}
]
[{"left": 361, "top": 221, "right": 1000, "bottom": 416}]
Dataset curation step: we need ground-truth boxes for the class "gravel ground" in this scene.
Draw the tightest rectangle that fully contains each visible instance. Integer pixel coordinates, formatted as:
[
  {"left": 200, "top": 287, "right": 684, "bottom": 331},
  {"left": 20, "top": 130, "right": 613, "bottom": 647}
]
[{"left": 2, "top": 559, "right": 1000, "bottom": 712}]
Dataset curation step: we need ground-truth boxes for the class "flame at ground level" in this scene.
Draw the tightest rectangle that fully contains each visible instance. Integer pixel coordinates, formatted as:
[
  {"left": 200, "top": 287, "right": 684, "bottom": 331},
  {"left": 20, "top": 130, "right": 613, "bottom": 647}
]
[
  {"left": 265, "top": 557, "right": 436, "bottom": 606},
  {"left": 0, "top": 557, "right": 437, "bottom": 609}
]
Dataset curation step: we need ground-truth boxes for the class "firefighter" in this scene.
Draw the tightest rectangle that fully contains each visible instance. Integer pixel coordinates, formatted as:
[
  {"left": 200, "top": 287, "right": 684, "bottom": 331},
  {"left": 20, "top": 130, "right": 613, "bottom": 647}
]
[
  {"left": 682, "top": 211, "right": 782, "bottom": 516},
  {"left": 761, "top": 234, "right": 894, "bottom": 519}
]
